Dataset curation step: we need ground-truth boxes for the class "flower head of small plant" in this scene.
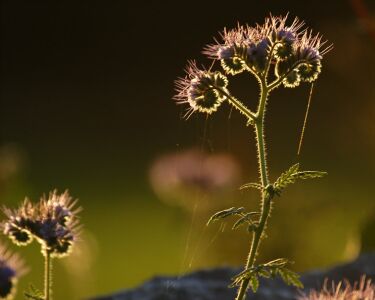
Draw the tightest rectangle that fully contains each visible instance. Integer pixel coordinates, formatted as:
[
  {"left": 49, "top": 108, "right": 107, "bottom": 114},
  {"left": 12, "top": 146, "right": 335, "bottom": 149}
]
[
  {"left": 298, "top": 276, "right": 375, "bottom": 300},
  {"left": 174, "top": 15, "right": 332, "bottom": 119},
  {"left": 0, "top": 243, "right": 27, "bottom": 300},
  {"left": 174, "top": 61, "right": 229, "bottom": 118},
  {"left": 173, "top": 14, "right": 331, "bottom": 300},
  {"left": 203, "top": 15, "right": 331, "bottom": 86},
  {"left": 2, "top": 190, "right": 81, "bottom": 258},
  {"left": 1, "top": 190, "right": 81, "bottom": 300}
]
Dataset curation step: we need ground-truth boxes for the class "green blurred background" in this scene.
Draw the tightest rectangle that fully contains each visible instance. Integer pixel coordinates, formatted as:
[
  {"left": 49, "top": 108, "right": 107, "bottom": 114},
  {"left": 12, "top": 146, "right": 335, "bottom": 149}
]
[{"left": 1, "top": 0, "right": 374, "bottom": 299}]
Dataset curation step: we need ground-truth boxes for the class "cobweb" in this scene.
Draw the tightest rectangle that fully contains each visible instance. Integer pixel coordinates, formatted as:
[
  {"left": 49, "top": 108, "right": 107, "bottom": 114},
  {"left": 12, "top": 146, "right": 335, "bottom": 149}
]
[
  {"left": 172, "top": 84, "right": 313, "bottom": 290},
  {"left": 176, "top": 106, "right": 234, "bottom": 279}
]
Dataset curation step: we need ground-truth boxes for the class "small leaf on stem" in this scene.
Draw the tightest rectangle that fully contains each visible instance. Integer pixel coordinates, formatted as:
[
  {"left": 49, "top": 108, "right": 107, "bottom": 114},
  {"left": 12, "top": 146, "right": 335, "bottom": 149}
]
[
  {"left": 232, "top": 212, "right": 260, "bottom": 230},
  {"left": 207, "top": 207, "right": 244, "bottom": 225},
  {"left": 250, "top": 275, "right": 260, "bottom": 292},
  {"left": 239, "top": 182, "right": 263, "bottom": 191},
  {"left": 24, "top": 284, "right": 44, "bottom": 300}
]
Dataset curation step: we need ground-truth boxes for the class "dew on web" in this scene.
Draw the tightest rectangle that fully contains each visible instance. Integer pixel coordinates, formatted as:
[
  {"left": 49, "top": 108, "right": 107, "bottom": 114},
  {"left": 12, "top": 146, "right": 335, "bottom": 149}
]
[
  {"left": 188, "top": 222, "right": 208, "bottom": 269},
  {"left": 177, "top": 113, "right": 216, "bottom": 277},
  {"left": 178, "top": 200, "right": 198, "bottom": 277},
  {"left": 176, "top": 108, "right": 235, "bottom": 279},
  {"left": 192, "top": 221, "right": 227, "bottom": 267}
]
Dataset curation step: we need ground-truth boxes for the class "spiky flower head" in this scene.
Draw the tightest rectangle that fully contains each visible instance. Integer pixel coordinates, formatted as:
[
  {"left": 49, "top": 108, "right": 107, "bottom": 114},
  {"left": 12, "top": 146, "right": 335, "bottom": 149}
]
[
  {"left": 0, "top": 244, "right": 27, "bottom": 300},
  {"left": 298, "top": 277, "right": 375, "bottom": 300},
  {"left": 1, "top": 190, "right": 81, "bottom": 258},
  {"left": 283, "top": 70, "right": 301, "bottom": 88},
  {"left": 268, "top": 16, "right": 303, "bottom": 61},
  {"left": 174, "top": 15, "right": 331, "bottom": 118},
  {"left": 293, "top": 31, "right": 326, "bottom": 83},
  {"left": 204, "top": 14, "right": 332, "bottom": 84},
  {"left": 1, "top": 200, "right": 34, "bottom": 247},
  {"left": 174, "top": 61, "right": 229, "bottom": 118}
]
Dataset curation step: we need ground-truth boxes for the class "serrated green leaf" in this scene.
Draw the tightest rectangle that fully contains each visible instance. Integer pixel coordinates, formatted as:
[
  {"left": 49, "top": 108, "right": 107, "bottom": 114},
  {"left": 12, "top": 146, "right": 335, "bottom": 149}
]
[
  {"left": 232, "top": 212, "right": 259, "bottom": 230},
  {"left": 24, "top": 284, "right": 44, "bottom": 300},
  {"left": 270, "top": 268, "right": 277, "bottom": 278},
  {"left": 294, "top": 171, "right": 327, "bottom": 180},
  {"left": 249, "top": 275, "right": 259, "bottom": 292},
  {"left": 232, "top": 216, "right": 249, "bottom": 230},
  {"left": 274, "top": 163, "right": 300, "bottom": 191},
  {"left": 207, "top": 207, "right": 244, "bottom": 225},
  {"left": 290, "top": 163, "right": 300, "bottom": 173},
  {"left": 276, "top": 268, "right": 303, "bottom": 289},
  {"left": 277, "top": 268, "right": 289, "bottom": 284},
  {"left": 24, "top": 295, "right": 44, "bottom": 300},
  {"left": 230, "top": 267, "right": 256, "bottom": 287},
  {"left": 282, "top": 268, "right": 304, "bottom": 289},
  {"left": 239, "top": 182, "right": 263, "bottom": 191},
  {"left": 274, "top": 163, "right": 327, "bottom": 194},
  {"left": 265, "top": 258, "right": 289, "bottom": 267},
  {"left": 258, "top": 268, "right": 271, "bottom": 278}
]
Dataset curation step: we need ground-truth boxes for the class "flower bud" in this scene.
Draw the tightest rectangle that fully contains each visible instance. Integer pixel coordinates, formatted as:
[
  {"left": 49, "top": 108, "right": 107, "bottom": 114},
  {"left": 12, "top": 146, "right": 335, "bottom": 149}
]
[
  {"left": 188, "top": 77, "right": 225, "bottom": 114},
  {"left": 54, "top": 240, "right": 73, "bottom": 257},
  {"left": 283, "top": 70, "right": 301, "bottom": 88},
  {"left": 221, "top": 57, "right": 245, "bottom": 75},
  {"left": 273, "top": 29, "right": 296, "bottom": 60},
  {"left": 175, "top": 62, "right": 229, "bottom": 116},
  {"left": 217, "top": 46, "right": 235, "bottom": 60},
  {"left": 246, "top": 39, "right": 270, "bottom": 73},
  {"left": 275, "top": 57, "right": 295, "bottom": 78},
  {"left": 297, "top": 60, "right": 322, "bottom": 82},
  {"left": 4, "top": 225, "right": 33, "bottom": 246}
]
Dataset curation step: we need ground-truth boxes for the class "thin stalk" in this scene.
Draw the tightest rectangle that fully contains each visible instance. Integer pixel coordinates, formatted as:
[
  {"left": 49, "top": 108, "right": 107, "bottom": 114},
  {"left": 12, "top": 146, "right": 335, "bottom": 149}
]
[
  {"left": 213, "top": 86, "right": 256, "bottom": 121},
  {"left": 267, "top": 60, "right": 307, "bottom": 91},
  {"left": 264, "top": 42, "right": 282, "bottom": 84},
  {"left": 235, "top": 83, "right": 271, "bottom": 300},
  {"left": 44, "top": 251, "right": 52, "bottom": 300}
]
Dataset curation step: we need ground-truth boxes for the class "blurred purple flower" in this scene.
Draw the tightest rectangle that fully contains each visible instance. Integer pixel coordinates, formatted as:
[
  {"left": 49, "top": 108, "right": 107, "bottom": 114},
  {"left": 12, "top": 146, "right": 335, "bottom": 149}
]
[
  {"left": 0, "top": 144, "right": 25, "bottom": 183},
  {"left": 149, "top": 149, "right": 241, "bottom": 211},
  {"left": 0, "top": 243, "right": 27, "bottom": 300}
]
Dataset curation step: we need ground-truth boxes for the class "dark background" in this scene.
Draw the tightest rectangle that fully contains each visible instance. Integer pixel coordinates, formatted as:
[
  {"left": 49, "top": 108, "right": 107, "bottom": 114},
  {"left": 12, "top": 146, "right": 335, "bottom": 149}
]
[{"left": 1, "top": 0, "right": 374, "bottom": 299}]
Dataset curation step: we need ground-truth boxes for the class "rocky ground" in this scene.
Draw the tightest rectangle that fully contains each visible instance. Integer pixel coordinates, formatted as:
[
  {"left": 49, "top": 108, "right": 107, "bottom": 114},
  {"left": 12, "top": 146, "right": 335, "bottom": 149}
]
[{"left": 92, "top": 253, "right": 375, "bottom": 300}]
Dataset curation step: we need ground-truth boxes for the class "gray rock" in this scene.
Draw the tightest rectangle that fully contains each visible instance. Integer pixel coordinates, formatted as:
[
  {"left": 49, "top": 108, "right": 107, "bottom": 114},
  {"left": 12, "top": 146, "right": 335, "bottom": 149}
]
[{"left": 92, "top": 253, "right": 375, "bottom": 300}]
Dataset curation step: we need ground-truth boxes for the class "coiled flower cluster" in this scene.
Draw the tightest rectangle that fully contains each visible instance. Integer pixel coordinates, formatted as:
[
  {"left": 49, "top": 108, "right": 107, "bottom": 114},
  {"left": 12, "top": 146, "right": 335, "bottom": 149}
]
[
  {"left": 174, "top": 62, "right": 229, "bottom": 118},
  {"left": 175, "top": 15, "right": 331, "bottom": 116},
  {"left": 0, "top": 244, "right": 27, "bottom": 300},
  {"left": 1, "top": 190, "right": 81, "bottom": 258}
]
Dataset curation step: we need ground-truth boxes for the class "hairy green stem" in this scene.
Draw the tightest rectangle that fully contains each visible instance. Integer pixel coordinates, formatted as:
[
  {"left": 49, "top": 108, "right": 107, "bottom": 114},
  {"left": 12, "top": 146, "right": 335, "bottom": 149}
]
[
  {"left": 214, "top": 86, "right": 256, "bottom": 121},
  {"left": 44, "top": 251, "right": 52, "bottom": 300},
  {"left": 235, "top": 82, "right": 271, "bottom": 300},
  {"left": 268, "top": 60, "right": 307, "bottom": 91},
  {"left": 264, "top": 42, "right": 282, "bottom": 82}
]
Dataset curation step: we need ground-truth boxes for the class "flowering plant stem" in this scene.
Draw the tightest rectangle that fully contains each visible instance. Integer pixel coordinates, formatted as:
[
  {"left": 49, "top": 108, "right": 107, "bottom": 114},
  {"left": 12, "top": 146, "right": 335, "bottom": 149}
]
[
  {"left": 44, "top": 251, "right": 52, "bottom": 300},
  {"left": 174, "top": 15, "right": 331, "bottom": 300},
  {"left": 232, "top": 81, "right": 271, "bottom": 300}
]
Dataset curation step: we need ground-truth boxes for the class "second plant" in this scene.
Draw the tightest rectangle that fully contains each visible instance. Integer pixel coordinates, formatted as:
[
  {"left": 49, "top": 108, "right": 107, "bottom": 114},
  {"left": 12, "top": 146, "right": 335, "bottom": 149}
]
[{"left": 174, "top": 15, "right": 331, "bottom": 300}]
